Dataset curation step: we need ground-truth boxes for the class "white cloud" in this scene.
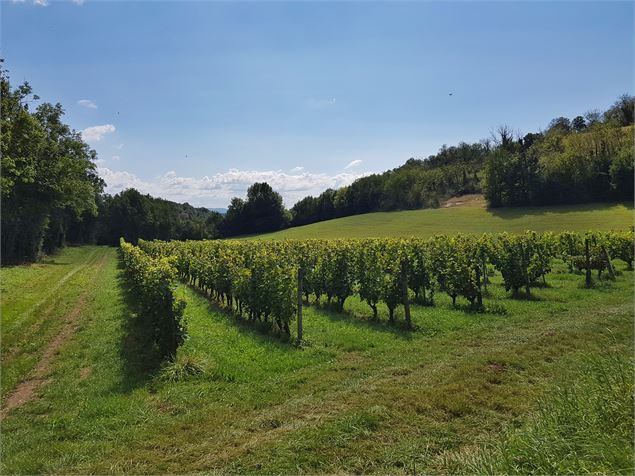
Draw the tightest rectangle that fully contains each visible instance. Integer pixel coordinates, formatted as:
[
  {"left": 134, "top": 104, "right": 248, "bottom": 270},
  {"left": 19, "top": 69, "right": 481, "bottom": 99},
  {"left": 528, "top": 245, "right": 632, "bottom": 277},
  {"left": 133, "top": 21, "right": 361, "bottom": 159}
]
[
  {"left": 33, "top": 0, "right": 49, "bottom": 5},
  {"left": 111, "top": 155, "right": 121, "bottom": 161},
  {"left": 78, "top": 99, "right": 97, "bottom": 109},
  {"left": 113, "top": 143, "right": 125, "bottom": 150},
  {"left": 290, "top": 166, "right": 304, "bottom": 173},
  {"left": 71, "top": 0, "right": 85, "bottom": 4},
  {"left": 97, "top": 167, "right": 367, "bottom": 207},
  {"left": 307, "top": 98, "right": 337, "bottom": 110},
  {"left": 344, "top": 159, "right": 363, "bottom": 169},
  {"left": 81, "top": 124, "right": 115, "bottom": 142}
]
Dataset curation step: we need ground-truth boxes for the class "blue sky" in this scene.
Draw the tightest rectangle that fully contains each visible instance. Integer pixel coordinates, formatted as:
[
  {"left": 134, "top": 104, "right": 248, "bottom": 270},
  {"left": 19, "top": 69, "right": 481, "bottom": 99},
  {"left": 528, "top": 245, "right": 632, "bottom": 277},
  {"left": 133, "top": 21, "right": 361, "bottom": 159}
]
[{"left": 2, "top": 1, "right": 633, "bottom": 207}]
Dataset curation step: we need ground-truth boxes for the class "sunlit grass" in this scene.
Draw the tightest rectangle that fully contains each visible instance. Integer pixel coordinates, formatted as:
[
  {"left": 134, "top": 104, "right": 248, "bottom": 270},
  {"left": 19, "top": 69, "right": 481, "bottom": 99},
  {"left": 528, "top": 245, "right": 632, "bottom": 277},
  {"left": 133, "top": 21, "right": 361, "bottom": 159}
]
[
  {"left": 248, "top": 202, "right": 633, "bottom": 240},
  {"left": 1, "top": 247, "right": 632, "bottom": 474}
]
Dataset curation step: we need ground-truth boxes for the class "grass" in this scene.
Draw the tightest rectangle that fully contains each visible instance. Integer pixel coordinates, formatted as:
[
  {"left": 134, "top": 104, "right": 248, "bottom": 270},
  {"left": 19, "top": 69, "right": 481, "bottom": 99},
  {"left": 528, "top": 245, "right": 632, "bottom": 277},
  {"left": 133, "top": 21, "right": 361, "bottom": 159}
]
[
  {"left": 1, "top": 243, "right": 633, "bottom": 474},
  {"left": 0, "top": 246, "right": 107, "bottom": 402},
  {"left": 247, "top": 201, "right": 633, "bottom": 240},
  {"left": 445, "top": 351, "right": 634, "bottom": 474}
]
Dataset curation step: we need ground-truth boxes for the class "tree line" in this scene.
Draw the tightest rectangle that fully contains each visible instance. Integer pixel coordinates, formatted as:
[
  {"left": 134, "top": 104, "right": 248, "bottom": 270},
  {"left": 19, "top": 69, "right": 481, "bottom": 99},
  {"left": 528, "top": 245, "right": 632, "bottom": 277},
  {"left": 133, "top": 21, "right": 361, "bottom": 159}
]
[
  {"left": 1, "top": 66, "right": 223, "bottom": 263},
  {"left": 1, "top": 64, "right": 103, "bottom": 263},
  {"left": 483, "top": 96, "right": 634, "bottom": 207},
  {"left": 3, "top": 62, "right": 632, "bottom": 259}
]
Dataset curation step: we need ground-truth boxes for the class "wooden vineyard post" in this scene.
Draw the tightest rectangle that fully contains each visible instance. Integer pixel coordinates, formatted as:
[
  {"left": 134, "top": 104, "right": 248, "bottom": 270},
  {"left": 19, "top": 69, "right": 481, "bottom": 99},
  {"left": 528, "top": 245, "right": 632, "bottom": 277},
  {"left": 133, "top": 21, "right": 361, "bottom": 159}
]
[
  {"left": 297, "top": 267, "right": 303, "bottom": 342},
  {"left": 585, "top": 237, "right": 592, "bottom": 288},
  {"left": 602, "top": 245, "right": 616, "bottom": 280},
  {"left": 476, "top": 262, "right": 483, "bottom": 308},
  {"left": 401, "top": 260, "right": 411, "bottom": 329},
  {"left": 482, "top": 255, "right": 489, "bottom": 292}
]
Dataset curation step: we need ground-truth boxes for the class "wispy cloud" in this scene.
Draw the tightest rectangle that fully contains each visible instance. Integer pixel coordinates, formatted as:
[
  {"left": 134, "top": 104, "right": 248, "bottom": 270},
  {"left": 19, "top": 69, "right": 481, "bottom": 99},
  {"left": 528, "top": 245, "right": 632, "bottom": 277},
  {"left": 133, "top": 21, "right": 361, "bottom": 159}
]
[
  {"left": 77, "top": 99, "right": 97, "bottom": 109},
  {"left": 307, "top": 97, "right": 337, "bottom": 110},
  {"left": 290, "top": 166, "right": 304, "bottom": 173},
  {"left": 12, "top": 0, "right": 85, "bottom": 4},
  {"left": 111, "top": 155, "right": 121, "bottom": 161},
  {"left": 97, "top": 167, "right": 367, "bottom": 207},
  {"left": 81, "top": 124, "right": 115, "bottom": 142},
  {"left": 113, "top": 143, "right": 125, "bottom": 150},
  {"left": 344, "top": 159, "right": 362, "bottom": 169}
]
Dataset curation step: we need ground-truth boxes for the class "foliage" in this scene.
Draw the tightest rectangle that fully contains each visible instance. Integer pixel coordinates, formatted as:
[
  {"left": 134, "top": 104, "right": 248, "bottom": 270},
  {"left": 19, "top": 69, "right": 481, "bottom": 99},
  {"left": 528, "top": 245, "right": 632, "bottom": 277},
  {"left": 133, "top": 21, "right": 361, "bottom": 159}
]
[
  {"left": 288, "top": 94, "right": 633, "bottom": 229},
  {"left": 484, "top": 96, "right": 634, "bottom": 208},
  {"left": 221, "top": 182, "right": 289, "bottom": 237},
  {"left": 120, "top": 239, "right": 186, "bottom": 359},
  {"left": 290, "top": 142, "right": 487, "bottom": 227},
  {"left": 2, "top": 245, "right": 633, "bottom": 474},
  {"left": 137, "top": 230, "right": 633, "bottom": 334},
  {"left": 1, "top": 66, "right": 103, "bottom": 263},
  {"left": 97, "top": 188, "right": 223, "bottom": 245}
]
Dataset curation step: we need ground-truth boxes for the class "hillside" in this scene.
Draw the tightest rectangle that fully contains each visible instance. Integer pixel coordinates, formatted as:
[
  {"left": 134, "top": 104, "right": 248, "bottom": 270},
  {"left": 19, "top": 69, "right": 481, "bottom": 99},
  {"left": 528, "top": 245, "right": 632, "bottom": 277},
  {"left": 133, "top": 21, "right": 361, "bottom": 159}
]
[{"left": 249, "top": 201, "right": 633, "bottom": 240}]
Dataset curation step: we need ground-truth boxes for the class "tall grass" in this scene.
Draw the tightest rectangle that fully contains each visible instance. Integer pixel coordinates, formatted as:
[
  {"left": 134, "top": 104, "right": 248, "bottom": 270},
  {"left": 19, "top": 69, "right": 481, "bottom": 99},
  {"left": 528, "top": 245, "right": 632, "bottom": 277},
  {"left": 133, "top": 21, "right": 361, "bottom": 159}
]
[{"left": 448, "top": 350, "right": 634, "bottom": 474}]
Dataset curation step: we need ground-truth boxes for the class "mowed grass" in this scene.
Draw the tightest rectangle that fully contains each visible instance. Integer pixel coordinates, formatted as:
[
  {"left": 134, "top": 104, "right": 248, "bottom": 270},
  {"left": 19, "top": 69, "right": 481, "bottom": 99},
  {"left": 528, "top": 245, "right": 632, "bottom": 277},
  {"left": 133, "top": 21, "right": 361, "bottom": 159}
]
[
  {"left": 1, "top": 245, "right": 633, "bottom": 474},
  {"left": 0, "top": 246, "right": 107, "bottom": 402},
  {"left": 249, "top": 201, "right": 633, "bottom": 240}
]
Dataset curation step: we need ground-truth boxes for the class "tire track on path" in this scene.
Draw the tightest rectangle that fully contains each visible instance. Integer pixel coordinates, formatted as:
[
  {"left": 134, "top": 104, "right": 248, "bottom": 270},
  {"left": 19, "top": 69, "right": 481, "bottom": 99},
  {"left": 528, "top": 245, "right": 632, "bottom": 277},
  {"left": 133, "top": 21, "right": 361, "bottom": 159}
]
[
  {"left": 3, "top": 248, "right": 99, "bottom": 334},
  {"left": 1, "top": 249, "right": 109, "bottom": 418}
]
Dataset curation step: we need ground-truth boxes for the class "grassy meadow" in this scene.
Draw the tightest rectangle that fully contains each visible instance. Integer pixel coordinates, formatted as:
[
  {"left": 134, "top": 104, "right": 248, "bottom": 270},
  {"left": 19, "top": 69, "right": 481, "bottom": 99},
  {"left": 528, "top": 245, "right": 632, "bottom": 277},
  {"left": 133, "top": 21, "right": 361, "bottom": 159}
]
[
  {"left": 1, "top": 228, "right": 633, "bottom": 473},
  {"left": 249, "top": 201, "right": 633, "bottom": 240}
]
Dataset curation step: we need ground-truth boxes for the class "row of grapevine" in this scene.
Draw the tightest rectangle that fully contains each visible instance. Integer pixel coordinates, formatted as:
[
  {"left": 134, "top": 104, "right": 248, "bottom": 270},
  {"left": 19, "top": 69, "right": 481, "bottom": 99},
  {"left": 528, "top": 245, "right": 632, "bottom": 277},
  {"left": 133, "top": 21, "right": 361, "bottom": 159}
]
[
  {"left": 139, "top": 238, "right": 297, "bottom": 335},
  {"left": 120, "top": 238, "right": 187, "bottom": 358},
  {"left": 135, "top": 230, "right": 633, "bottom": 335}
]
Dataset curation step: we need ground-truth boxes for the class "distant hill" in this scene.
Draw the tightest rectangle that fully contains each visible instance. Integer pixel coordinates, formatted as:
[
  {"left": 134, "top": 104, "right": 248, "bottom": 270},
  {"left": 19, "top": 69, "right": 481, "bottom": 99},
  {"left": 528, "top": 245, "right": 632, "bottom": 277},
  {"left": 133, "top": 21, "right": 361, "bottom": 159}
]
[
  {"left": 208, "top": 208, "right": 227, "bottom": 214},
  {"left": 247, "top": 202, "right": 633, "bottom": 240}
]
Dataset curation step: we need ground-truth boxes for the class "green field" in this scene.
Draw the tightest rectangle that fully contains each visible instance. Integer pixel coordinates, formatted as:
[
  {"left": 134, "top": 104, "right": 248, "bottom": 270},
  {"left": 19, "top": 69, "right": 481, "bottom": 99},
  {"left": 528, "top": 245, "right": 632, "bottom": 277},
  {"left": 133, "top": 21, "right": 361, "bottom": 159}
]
[
  {"left": 1, "top": 239, "right": 633, "bottom": 474},
  {"left": 250, "top": 202, "right": 633, "bottom": 240}
]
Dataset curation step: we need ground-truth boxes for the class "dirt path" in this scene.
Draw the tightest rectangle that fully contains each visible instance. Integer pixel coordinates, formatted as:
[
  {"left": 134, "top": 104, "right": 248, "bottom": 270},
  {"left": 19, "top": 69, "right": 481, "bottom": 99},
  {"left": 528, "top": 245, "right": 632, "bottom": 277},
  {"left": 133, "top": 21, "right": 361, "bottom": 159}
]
[
  {"left": 1, "top": 251, "right": 108, "bottom": 418},
  {"left": 5, "top": 248, "right": 99, "bottom": 334},
  {"left": 441, "top": 193, "right": 485, "bottom": 208}
]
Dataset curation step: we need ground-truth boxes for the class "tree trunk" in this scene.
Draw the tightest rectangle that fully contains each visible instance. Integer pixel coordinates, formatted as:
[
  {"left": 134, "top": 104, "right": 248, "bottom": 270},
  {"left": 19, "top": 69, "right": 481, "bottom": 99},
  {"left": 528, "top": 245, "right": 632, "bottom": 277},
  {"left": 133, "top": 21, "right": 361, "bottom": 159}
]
[{"left": 371, "top": 303, "right": 378, "bottom": 320}]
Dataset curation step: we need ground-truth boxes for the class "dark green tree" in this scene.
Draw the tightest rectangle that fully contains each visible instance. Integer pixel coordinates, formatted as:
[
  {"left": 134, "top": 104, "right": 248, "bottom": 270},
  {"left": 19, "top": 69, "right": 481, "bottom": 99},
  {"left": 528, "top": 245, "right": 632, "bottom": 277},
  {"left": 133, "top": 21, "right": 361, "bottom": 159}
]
[{"left": 572, "top": 115, "right": 586, "bottom": 132}]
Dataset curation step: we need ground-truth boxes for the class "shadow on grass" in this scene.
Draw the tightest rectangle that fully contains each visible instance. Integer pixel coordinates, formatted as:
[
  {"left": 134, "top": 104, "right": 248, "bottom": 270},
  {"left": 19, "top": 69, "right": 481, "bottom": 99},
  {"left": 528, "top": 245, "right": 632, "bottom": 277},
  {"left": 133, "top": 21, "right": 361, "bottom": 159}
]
[
  {"left": 305, "top": 300, "right": 415, "bottom": 340},
  {"left": 508, "top": 291, "right": 544, "bottom": 302},
  {"left": 186, "top": 284, "right": 294, "bottom": 350},
  {"left": 115, "top": 258, "right": 164, "bottom": 393},
  {"left": 487, "top": 201, "right": 632, "bottom": 219}
]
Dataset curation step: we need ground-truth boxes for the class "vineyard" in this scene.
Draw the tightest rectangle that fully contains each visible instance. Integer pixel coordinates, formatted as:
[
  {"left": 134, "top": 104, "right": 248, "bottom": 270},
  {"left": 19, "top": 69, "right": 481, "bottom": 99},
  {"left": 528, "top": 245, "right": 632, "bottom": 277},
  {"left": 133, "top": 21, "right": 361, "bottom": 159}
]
[
  {"left": 4, "top": 234, "right": 633, "bottom": 474},
  {"left": 120, "top": 230, "right": 634, "bottom": 352}
]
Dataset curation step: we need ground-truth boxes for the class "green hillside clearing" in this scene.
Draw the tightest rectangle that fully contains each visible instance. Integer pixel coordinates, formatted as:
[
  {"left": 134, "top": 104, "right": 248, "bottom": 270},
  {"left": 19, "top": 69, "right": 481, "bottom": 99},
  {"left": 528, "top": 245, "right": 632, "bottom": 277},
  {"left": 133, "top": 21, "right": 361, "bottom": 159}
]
[{"left": 249, "top": 201, "right": 633, "bottom": 240}]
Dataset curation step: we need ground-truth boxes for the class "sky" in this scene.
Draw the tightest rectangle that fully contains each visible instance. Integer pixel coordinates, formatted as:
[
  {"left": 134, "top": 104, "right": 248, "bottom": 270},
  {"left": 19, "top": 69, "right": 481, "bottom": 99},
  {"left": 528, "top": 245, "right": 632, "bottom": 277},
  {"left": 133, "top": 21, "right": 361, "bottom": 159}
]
[{"left": 2, "top": 0, "right": 633, "bottom": 208}]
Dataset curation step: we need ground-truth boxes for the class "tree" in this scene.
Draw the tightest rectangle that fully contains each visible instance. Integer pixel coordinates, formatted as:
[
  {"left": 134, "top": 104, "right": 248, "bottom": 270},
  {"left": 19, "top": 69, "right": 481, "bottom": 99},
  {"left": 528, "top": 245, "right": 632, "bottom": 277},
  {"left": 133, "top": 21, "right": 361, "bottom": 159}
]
[
  {"left": 610, "top": 145, "right": 635, "bottom": 200},
  {"left": 221, "top": 182, "right": 289, "bottom": 236},
  {"left": 585, "top": 110, "right": 602, "bottom": 126},
  {"left": 490, "top": 124, "right": 517, "bottom": 152},
  {"left": 1, "top": 66, "right": 101, "bottom": 263},
  {"left": 547, "top": 117, "right": 571, "bottom": 133},
  {"left": 604, "top": 94, "right": 635, "bottom": 127},
  {"left": 243, "top": 182, "right": 289, "bottom": 233},
  {"left": 572, "top": 115, "right": 586, "bottom": 132}
]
